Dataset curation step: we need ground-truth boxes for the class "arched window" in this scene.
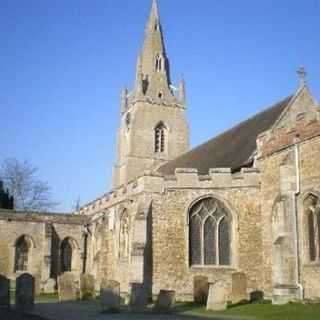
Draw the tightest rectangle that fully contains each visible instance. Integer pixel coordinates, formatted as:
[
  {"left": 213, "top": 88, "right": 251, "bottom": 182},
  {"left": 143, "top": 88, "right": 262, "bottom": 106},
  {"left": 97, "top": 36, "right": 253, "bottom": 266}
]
[
  {"left": 15, "top": 236, "right": 29, "bottom": 272},
  {"left": 119, "top": 210, "right": 130, "bottom": 259},
  {"left": 155, "top": 55, "right": 162, "bottom": 71},
  {"left": 155, "top": 122, "right": 166, "bottom": 153},
  {"left": 189, "top": 197, "right": 231, "bottom": 266},
  {"left": 304, "top": 194, "right": 320, "bottom": 262},
  {"left": 60, "top": 238, "right": 72, "bottom": 272}
]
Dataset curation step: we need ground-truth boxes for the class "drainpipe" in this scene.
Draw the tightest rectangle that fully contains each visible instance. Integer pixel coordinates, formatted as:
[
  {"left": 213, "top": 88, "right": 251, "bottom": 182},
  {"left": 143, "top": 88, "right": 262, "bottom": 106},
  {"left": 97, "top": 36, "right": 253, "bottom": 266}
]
[{"left": 293, "top": 139, "right": 303, "bottom": 299}]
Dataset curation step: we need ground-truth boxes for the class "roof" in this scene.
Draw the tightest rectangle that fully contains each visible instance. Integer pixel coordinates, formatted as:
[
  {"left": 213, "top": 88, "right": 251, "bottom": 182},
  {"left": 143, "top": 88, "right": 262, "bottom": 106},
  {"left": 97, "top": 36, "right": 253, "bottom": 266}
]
[{"left": 158, "top": 95, "right": 293, "bottom": 175}]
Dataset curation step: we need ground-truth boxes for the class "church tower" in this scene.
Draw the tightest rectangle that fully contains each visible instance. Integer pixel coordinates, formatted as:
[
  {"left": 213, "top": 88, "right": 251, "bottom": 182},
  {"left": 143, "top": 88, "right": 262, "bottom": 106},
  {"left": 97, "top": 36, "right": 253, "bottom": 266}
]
[{"left": 112, "top": 0, "right": 189, "bottom": 188}]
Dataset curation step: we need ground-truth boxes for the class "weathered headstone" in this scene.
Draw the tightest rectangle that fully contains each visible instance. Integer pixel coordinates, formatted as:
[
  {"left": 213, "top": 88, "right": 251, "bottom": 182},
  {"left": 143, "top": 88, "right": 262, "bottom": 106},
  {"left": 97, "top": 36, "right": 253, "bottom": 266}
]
[
  {"left": 80, "top": 274, "right": 95, "bottom": 300},
  {"left": 206, "top": 281, "right": 228, "bottom": 311},
  {"left": 155, "top": 290, "right": 175, "bottom": 312},
  {"left": 0, "top": 275, "right": 10, "bottom": 308},
  {"left": 193, "top": 276, "right": 209, "bottom": 305},
  {"left": 232, "top": 272, "right": 247, "bottom": 303},
  {"left": 15, "top": 273, "right": 35, "bottom": 309},
  {"left": 43, "top": 278, "right": 56, "bottom": 294},
  {"left": 129, "top": 283, "right": 148, "bottom": 311},
  {"left": 100, "top": 279, "right": 120, "bottom": 313},
  {"left": 58, "top": 272, "right": 77, "bottom": 301}
]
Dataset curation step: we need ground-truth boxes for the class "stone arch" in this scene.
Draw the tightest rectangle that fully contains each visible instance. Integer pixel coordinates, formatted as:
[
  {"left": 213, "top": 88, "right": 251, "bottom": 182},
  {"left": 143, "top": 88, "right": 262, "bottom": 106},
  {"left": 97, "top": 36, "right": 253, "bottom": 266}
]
[
  {"left": 301, "top": 191, "right": 320, "bottom": 263},
  {"left": 60, "top": 236, "right": 79, "bottom": 273},
  {"left": 14, "top": 235, "right": 35, "bottom": 272},
  {"left": 187, "top": 195, "right": 233, "bottom": 267}
]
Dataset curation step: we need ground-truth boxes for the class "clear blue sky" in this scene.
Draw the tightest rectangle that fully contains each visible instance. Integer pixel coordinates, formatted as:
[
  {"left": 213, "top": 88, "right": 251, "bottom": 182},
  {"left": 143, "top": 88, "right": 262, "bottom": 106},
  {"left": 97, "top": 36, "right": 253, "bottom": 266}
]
[{"left": 1, "top": 0, "right": 319, "bottom": 212}]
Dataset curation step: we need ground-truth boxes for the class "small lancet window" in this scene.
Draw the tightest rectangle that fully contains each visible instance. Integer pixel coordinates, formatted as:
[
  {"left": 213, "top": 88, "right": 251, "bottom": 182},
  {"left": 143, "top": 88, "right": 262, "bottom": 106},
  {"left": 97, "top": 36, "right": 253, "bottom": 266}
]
[
  {"left": 60, "top": 238, "right": 72, "bottom": 272},
  {"left": 155, "top": 122, "right": 166, "bottom": 153},
  {"left": 155, "top": 55, "right": 162, "bottom": 71}
]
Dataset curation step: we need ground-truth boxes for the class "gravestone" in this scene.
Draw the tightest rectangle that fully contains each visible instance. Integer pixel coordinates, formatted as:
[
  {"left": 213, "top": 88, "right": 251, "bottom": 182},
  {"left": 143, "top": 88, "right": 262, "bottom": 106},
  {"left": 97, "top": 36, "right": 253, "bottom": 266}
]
[
  {"left": 232, "top": 272, "right": 247, "bottom": 303},
  {"left": 15, "top": 273, "right": 35, "bottom": 309},
  {"left": 100, "top": 279, "right": 120, "bottom": 313},
  {"left": 0, "top": 275, "right": 10, "bottom": 308},
  {"left": 58, "top": 272, "right": 77, "bottom": 301},
  {"left": 129, "top": 283, "right": 148, "bottom": 311},
  {"left": 155, "top": 290, "right": 175, "bottom": 312},
  {"left": 193, "top": 276, "right": 209, "bottom": 305},
  {"left": 80, "top": 274, "right": 95, "bottom": 300},
  {"left": 43, "top": 278, "right": 56, "bottom": 294},
  {"left": 206, "top": 281, "right": 228, "bottom": 311}
]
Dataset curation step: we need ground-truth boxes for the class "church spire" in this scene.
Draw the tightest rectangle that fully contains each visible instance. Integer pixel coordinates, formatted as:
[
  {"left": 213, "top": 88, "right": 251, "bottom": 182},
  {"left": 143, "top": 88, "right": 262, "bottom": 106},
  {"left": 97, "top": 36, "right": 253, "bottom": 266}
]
[{"left": 134, "top": 0, "right": 174, "bottom": 101}]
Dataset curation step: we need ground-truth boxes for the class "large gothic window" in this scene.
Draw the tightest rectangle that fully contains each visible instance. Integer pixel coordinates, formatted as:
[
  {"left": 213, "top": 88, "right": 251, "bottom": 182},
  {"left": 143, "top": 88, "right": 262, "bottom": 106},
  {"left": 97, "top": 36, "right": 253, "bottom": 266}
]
[
  {"left": 304, "top": 194, "right": 320, "bottom": 262},
  {"left": 14, "top": 236, "right": 29, "bottom": 272},
  {"left": 155, "top": 122, "right": 166, "bottom": 153},
  {"left": 119, "top": 210, "right": 130, "bottom": 259},
  {"left": 189, "top": 197, "right": 231, "bottom": 266},
  {"left": 60, "top": 238, "right": 72, "bottom": 272}
]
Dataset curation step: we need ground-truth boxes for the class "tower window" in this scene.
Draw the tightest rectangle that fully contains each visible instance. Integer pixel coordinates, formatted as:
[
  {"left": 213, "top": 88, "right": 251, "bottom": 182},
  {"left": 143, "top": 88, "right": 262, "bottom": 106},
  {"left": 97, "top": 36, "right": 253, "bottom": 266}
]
[
  {"left": 155, "top": 55, "right": 162, "bottom": 71},
  {"left": 155, "top": 122, "right": 166, "bottom": 153}
]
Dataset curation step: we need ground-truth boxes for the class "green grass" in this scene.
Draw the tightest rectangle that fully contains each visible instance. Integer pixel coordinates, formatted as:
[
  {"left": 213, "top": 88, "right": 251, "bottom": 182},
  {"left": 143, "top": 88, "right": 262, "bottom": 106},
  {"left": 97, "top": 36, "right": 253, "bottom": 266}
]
[{"left": 176, "top": 301, "right": 320, "bottom": 320}]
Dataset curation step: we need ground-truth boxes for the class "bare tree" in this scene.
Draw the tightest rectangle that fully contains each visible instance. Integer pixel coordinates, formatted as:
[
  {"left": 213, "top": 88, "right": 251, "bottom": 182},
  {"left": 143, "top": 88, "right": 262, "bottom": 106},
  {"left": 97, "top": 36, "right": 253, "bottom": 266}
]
[{"left": 0, "top": 158, "right": 59, "bottom": 212}]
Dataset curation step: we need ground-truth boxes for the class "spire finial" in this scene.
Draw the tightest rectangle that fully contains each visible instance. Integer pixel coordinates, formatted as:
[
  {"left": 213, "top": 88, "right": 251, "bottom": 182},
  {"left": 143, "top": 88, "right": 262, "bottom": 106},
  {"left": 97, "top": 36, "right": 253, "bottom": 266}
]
[{"left": 297, "top": 66, "right": 307, "bottom": 86}]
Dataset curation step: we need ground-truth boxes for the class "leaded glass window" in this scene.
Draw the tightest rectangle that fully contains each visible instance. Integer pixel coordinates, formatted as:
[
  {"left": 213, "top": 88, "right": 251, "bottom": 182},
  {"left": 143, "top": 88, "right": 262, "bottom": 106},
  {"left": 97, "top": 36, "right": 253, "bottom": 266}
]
[
  {"left": 60, "top": 238, "right": 72, "bottom": 272},
  {"left": 15, "top": 236, "right": 29, "bottom": 272},
  {"left": 304, "top": 194, "right": 320, "bottom": 262},
  {"left": 189, "top": 197, "right": 231, "bottom": 266}
]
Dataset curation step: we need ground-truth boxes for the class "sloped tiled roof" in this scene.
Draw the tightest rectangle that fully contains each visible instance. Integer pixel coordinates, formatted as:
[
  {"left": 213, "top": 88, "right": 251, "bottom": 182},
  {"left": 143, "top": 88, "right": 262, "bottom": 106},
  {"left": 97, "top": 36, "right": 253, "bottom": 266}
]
[{"left": 158, "top": 95, "right": 293, "bottom": 175}]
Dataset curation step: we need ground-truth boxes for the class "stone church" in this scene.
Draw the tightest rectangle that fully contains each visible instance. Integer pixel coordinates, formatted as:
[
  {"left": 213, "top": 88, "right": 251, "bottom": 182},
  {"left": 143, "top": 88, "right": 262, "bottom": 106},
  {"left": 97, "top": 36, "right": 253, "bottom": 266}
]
[{"left": 1, "top": 0, "right": 320, "bottom": 305}]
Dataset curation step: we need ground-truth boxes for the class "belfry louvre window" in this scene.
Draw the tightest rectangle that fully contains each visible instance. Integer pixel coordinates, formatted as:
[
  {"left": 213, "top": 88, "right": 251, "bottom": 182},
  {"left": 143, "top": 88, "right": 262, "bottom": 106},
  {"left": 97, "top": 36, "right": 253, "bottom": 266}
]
[
  {"left": 189, "top": 197, "right": 231, "bottom": 266},
  {"left": 15, "top": 235, "right": 29, "bottom": 272},
  {"left": 304, "top": 194, "right": 320, "bottom": 262},
  {"left": 155, "top": 123, "right": 166, "bottom": 153}
]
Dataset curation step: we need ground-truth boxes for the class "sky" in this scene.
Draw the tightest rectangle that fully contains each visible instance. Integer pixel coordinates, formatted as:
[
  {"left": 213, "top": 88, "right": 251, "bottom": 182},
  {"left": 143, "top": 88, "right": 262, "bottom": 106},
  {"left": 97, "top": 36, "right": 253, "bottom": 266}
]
[{"left": 1, "top": 0, "right": 319, "bottom": 212}]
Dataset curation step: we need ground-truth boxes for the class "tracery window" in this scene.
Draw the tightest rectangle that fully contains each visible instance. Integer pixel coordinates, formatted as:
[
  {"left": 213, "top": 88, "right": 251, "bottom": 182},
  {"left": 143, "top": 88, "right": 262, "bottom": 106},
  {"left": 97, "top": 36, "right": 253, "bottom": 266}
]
[
  {"left": 189, "top": 197, "right": 231, "bottom": 266},
  {"left": 304, "top": 194, "right": 320, "bottom": 262},
  {"left": 155, "top": 122, "right": 166, "bottom": 153},
  {"left": 119, "top": 210, "right": 130, "bottom": 259},
  {"left": 60, "top": 238, "right": 72, "bottom": 272},
  {"left": 14, "top": 236, "right": 29, "bottom": 272}
]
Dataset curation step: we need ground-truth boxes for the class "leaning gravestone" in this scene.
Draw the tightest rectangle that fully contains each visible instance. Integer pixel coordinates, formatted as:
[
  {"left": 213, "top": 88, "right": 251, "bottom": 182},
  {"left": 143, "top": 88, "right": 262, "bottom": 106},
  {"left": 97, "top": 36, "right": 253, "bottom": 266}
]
[
  {"left": 193, "top": 276, "right": 209, "bottom": 305},
  {"left": 130, "top": 283, "right": 148, "bottom": 311},
  {"left": 155, "top": 290, "right": 176, "bottom": 312},
  {"left": 58, "top": 272, "right": 77, "bottom": 301},
  {"left": 232, "top": 272, "right": 247, "bottom": 303},
  {"left": 80, "top": 274, "right": 95, "bottom": 300},
  {"left": 15, "top": 273, "right": 35, "bottom": 309},
  {"left": 100, "top": 279, "right": 120, "bottom": 313},
  {"left": 206, "top": 281, "right": 228, "bottom": 311},
  {"left": 0, "top": 275, "right": 10, "bottom": 308},
  {"left": 43, "top": 278, "right": 56, "bottom": 294}
]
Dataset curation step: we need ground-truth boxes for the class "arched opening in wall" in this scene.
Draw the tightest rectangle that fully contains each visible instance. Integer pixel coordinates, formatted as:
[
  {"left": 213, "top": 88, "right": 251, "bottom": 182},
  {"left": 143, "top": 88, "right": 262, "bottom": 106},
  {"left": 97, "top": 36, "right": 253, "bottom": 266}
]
[
  {"left": 188, "top": 197, "right": 231, "bottom": 267},
  {"left": 14, "top": 235, "right": 30, "bottom": 272},
  {"left": 154, "top": 122, "right": 167, "bottom": 153},
  {"left": 155, "top": 54, "right": 162, "bottom": 71},
  {"left": 60, "top": 238, "right": 73, "bottom": 272},
  {"left": 119, "top": 210, "right": 130, "bottom": 259},
  {"left": 304, "top": 194, "right": 320, "bottom": 262}
]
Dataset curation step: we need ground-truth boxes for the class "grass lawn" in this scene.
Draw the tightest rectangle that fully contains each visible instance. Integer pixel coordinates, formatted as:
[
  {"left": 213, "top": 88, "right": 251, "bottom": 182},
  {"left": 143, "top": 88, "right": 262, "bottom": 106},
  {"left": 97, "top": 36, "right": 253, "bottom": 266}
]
[{"left": 177, "top": 302, "right": 320, "bottom": 320}]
